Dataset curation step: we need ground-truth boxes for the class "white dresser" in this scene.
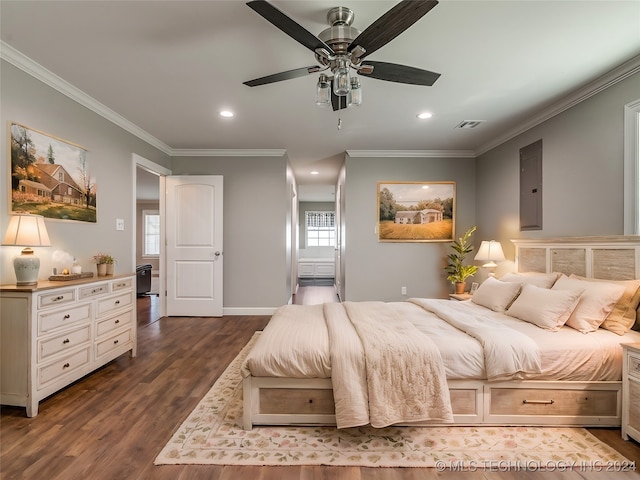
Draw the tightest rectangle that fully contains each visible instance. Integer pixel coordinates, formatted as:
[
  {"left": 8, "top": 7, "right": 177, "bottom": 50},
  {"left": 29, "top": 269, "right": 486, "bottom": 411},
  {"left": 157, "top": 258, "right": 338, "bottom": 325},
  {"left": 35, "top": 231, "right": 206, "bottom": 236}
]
[{"left": 0, "top": 274, "right": 136, "bottom": 417}]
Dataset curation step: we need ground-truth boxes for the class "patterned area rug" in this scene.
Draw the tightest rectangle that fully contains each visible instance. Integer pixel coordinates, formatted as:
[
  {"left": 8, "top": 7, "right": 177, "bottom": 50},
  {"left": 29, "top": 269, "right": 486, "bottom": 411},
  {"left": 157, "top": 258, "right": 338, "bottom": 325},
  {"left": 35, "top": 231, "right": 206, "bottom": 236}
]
[{"left": 155, "top": 333, "right": 631, "bottom": 469}]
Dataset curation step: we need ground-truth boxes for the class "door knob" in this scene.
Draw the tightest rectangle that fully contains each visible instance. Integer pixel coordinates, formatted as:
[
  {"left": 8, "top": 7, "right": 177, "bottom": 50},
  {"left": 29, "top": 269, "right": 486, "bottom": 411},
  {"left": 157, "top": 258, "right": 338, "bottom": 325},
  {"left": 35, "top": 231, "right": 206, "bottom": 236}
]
[{"left": 214, "top": 251, "right": 221, "bottom": 257}]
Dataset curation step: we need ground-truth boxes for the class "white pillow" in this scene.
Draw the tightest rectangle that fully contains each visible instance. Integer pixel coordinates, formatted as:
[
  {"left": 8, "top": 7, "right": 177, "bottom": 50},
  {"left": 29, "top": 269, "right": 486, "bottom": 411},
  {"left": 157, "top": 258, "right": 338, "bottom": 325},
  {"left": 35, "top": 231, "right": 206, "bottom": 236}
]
[
  {"left": 471, "top": 276, "right": 522, "bottom": 312},
  {"left": 552, "top": 274, "right": 626, "bottom": 333},
  {"left": 500, "top": 272, "right": 559, "bottom": 289},
  {"left": 506, "top": 283, "right": 583, "bottom": 331}
]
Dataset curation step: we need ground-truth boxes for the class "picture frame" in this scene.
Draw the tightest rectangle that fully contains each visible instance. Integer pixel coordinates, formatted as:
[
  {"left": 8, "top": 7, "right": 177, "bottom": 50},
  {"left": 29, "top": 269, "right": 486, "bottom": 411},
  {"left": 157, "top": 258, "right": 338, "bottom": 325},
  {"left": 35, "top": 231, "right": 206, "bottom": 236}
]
[
  {"left": 9, "top": 122, "right": 96, "bottom": 223},
  {"left": 470, "top": 282, "right": 479, "bottom": 294},
  {"left": 377, "top": 181, "right": 455, "bottom": 242}
]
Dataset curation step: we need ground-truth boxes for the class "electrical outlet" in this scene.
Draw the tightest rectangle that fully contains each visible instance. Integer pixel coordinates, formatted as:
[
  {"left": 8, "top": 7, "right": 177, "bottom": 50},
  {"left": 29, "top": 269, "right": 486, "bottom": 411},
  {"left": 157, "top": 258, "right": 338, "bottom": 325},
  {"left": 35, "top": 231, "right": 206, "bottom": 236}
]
[
  {"left": 401, "top": 286, "right": 407, "bottom": 295},
  {"left": 116, "top": 218, "right": 125, "bottom": 231}
]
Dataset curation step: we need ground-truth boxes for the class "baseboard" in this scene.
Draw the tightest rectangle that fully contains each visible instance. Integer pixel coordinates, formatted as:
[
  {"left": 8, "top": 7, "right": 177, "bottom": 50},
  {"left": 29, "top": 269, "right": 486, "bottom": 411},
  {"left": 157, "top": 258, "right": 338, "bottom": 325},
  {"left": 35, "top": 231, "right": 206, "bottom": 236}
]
[{"left": 223, "top": 306, "right": 278, "bottom": 316}]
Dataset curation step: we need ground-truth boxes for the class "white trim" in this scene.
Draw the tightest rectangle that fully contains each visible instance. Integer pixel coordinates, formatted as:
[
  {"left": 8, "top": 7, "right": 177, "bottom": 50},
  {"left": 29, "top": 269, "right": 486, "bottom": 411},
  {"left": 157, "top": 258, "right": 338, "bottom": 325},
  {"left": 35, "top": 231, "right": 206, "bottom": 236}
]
[
  {"left": 347, "top": 150, "right": 476, "bottom": 158},
  {"left": 223, "top": 307, "right": 278, "bottom": 315},
  {"left": 624, "top": 99, "right": 640, "bottom": 235},
  {"left": 171, "top": 149, "right": 286, "bottom": 157},
  {"left": 3, "top": 41, "right": 639, "bottom": 163},
  {"left": 1, "top": 41, "right": 173, "bottom": 156},
  {"left": 477, "top": 55, "right": 640, "bottom": 156}
]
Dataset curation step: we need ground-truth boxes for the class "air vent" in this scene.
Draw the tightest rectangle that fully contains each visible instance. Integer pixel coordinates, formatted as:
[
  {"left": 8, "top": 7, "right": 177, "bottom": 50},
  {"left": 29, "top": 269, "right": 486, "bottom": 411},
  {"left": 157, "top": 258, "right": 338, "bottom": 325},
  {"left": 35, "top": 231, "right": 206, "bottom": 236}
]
[{"left": 455, "top": 120, "right": 485, "bottom": 129}]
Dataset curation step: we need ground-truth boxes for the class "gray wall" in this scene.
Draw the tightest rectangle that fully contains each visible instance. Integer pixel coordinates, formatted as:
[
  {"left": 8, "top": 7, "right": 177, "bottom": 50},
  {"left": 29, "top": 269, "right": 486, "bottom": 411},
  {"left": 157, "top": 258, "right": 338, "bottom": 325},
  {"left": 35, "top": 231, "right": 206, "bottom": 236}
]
[
  {"left": 170, "top": 155, "right": 292, "bottom": 310},
  {"left": 1, "top": 60, "right": 171, "bottom": 283},
  {"left": 475, "top": 70, "right": 640, "bottom": 267},
  {"left": 342, "top": 155, "right": 476, "bottom": 301}
]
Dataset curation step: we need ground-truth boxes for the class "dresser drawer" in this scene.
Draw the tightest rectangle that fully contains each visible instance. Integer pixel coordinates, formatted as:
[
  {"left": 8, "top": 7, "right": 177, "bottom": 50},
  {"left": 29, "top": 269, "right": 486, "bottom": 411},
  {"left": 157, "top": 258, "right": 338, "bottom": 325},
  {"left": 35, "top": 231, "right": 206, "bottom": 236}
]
[
  {"left": 97, "top": 292, "right": 133, "bottom": 317},
  {"left": 627, "top": 353, "right": 640, "bottom": 381},
  {"left": 38, "top": 289, "right": 75, "bottom": 309},
  {"left": 629, "top": 377, "right": 640, "bottom": 432},
  {"left": 95, "top": 329, "right": 132, "bottom": 358},
  {"left": 78, "top": 283, "right": 109, "bottom": 300},
  {"left": 38, "top": 347, "right": 90, "bottom": 387},
  {"left": 111, "top": 278, "right": 133, "bottom": 292},
  {"left": 489, "top": 387, "right": 618, "bottom": 417},
  {"left": 38, "top": 303, "right": 92, "bottom": 334},
  {"left": 96, "top": 311, "right": 133, "bottom": 337},
  {"left": 38, "top": 325, "right": 91, "bottom": 362}
]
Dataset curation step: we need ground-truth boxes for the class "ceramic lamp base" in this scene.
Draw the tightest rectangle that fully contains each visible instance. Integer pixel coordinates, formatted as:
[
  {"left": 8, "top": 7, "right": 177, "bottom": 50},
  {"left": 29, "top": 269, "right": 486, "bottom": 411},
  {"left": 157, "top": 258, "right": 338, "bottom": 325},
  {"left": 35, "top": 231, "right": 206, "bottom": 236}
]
[{"left": 13, "top": 248, "right": 40, "bottom": 285}]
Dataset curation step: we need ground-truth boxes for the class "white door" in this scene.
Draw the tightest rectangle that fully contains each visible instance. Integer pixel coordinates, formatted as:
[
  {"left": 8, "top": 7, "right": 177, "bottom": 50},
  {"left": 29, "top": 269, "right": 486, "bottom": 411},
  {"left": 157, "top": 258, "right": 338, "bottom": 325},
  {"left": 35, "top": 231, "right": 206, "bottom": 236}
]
[{"left": 166, "top": 175, "right": 223, "bottom": 316}]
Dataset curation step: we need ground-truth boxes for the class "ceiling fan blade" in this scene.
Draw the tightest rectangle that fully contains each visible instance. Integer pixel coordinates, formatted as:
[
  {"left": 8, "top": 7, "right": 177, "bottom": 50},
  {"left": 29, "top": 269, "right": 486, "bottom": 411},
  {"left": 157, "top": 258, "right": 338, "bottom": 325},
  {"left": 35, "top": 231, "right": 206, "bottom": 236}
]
[
  {"left": 243, "top": 66, "right": 318, "bottom": 87},
  {"left": 362, "top": 61, "right": 440, "bottom": 86},
  {"left": 330, "top": 82, "right": 348, "bottom": 111},
  {"left": 247, "top": 0, "right": 334, "bottom": 55},
  {"left": 348, "top": 0, "right": 438, "bottom": 59}
]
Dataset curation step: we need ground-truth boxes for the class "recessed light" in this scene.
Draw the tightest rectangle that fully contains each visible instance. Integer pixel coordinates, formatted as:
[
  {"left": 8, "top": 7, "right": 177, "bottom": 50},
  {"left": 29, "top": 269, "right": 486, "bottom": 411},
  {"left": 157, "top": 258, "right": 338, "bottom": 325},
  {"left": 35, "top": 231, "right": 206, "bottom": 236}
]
[
  {"left": 219, "top": 110, "right": 234, "bottom": 118},
  {"left": 417, "top": 112, "right": 433, "bottom": 119},
  {"left": 310, "top": 171, "right": 320, "bottom": 175}
]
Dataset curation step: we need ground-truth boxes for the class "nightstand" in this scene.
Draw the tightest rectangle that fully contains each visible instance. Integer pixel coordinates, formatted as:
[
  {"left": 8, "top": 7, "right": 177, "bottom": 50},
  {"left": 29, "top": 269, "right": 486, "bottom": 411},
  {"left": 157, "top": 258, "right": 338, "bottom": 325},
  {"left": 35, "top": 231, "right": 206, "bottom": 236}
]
[
  {"left": 449, "top": 293, "right": 472, "bottom": 301},
  {"left": 622, "top": 343, "right": 640, "bottom": 442}
]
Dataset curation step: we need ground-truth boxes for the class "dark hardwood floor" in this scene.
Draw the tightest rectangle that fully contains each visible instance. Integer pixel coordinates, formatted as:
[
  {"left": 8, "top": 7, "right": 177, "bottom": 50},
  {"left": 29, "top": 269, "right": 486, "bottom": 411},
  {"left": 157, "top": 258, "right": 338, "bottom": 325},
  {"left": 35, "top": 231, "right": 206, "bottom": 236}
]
[{"left": 2, "top": 291, "right": 639, "bottom": 479}]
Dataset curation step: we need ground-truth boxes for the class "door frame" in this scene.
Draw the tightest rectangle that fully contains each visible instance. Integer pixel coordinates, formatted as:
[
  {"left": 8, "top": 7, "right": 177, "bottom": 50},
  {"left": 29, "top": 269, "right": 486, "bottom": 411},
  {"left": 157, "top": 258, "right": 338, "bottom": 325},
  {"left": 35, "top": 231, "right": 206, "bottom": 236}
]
[{"left": 132, "top": 153, "right": 172, "bottom": 318}]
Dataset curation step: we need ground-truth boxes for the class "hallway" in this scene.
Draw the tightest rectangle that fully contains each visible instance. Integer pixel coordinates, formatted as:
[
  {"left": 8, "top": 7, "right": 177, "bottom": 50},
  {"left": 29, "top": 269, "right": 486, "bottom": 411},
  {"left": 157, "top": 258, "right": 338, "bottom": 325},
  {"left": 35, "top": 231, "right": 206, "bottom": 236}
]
[{"left": 292, "top": 286, "right": 340, "bottom": 305}]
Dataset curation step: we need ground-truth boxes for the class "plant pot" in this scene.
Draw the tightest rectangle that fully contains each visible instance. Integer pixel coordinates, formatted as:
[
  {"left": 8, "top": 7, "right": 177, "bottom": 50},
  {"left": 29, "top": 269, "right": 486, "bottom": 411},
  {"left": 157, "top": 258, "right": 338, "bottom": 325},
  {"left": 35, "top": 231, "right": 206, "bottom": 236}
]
[
  {"left": 106, "top": 264, "right": 114, "bottom": 276},
  {"left": 97, "top": 263, "right": 107, "bottom": 276},
  {"left": 455, "top": 282, "right": 466, "bottom": 294}
]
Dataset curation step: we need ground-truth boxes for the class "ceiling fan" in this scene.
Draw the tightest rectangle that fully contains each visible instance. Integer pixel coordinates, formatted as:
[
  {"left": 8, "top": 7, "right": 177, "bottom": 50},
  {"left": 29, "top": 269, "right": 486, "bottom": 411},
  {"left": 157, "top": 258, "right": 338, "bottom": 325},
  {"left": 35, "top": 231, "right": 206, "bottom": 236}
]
[{"left": 243, "top": 0, "right": 441, "bottom": 111}]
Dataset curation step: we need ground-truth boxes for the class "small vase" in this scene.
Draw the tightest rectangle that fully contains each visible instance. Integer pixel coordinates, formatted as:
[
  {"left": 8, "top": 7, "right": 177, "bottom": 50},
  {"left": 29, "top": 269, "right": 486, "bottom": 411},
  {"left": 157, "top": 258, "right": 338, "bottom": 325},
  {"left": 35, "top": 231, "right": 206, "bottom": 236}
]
[
  {"left": 106, "top": 264, "right": 114, "bottom": 276},
  {"left": 97, "top": 263, "right": 107, "bottom": 276},
  {"left": 455, "top": 282, "right": 465, "bottom": 294}
]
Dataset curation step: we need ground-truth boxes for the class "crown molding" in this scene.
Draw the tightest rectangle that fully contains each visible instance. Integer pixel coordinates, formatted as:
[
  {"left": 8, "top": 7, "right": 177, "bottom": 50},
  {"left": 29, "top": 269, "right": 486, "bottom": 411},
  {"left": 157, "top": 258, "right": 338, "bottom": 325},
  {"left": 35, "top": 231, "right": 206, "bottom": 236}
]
[
  {"left": 171, "top": 149, "right": 287, "bottom": 157},
  {"left": 476, "top": 54, "right": 640, "bottom": 156},
  {"left": 346, "top": 150, "right": 476, "bottom": 158},
  {"left": 1, "top": 41, "right": 174, "bottom": 156}
]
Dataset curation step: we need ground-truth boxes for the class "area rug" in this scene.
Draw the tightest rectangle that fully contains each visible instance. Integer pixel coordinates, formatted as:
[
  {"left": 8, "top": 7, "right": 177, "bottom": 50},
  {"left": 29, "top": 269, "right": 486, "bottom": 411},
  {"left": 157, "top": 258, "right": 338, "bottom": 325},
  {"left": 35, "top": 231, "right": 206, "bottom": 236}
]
[{"left": 155, "top": 333, "right": 631, "bottom": 469}]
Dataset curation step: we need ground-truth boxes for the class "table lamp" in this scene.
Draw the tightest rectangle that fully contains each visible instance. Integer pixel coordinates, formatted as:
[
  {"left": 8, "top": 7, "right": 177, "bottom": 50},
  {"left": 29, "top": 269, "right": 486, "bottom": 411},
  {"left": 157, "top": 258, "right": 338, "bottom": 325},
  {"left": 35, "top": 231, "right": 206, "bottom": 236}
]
[
  {"left": 474, "top": 240, "right": 505, "bottom": 275},
  {"left": 2, "top": 214, "right": 51, "bottom": 285}
]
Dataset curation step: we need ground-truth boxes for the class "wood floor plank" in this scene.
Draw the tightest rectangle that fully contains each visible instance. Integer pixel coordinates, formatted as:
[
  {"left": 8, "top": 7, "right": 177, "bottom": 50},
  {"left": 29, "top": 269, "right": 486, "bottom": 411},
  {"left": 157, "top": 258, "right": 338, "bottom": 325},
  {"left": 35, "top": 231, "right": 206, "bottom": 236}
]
[{"left": 2, "top": 294, "right": 639, "bottom": 480}]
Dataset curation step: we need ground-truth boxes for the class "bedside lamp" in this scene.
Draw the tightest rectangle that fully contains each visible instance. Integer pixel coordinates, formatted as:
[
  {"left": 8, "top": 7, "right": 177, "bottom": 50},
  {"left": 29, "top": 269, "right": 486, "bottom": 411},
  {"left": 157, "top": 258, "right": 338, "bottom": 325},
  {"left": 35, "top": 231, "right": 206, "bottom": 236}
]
[
  {"left": 2, "top": 214, "right": 51, "bottom": 285},
  {"left": 474, "top": 240, "right": 505, "bottom": 276}
]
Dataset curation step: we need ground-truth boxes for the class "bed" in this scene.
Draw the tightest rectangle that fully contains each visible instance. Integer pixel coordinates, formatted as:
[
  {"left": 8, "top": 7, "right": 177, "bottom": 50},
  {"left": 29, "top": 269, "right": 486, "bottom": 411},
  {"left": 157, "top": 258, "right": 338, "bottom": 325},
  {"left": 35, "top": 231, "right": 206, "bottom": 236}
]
[{"left": 242, "top": 236, "right": 640, "bottom": 430}]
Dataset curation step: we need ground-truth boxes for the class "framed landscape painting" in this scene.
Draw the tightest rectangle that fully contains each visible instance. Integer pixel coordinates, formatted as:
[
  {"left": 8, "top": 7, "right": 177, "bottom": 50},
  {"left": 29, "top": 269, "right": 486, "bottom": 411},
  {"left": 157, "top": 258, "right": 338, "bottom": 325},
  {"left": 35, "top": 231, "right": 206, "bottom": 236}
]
[
  {"left": 9, "top": 122, "right": 96, "bottom": 223},
  {"left": 378, "top": 181, "right": 455, "bottom": 242}
]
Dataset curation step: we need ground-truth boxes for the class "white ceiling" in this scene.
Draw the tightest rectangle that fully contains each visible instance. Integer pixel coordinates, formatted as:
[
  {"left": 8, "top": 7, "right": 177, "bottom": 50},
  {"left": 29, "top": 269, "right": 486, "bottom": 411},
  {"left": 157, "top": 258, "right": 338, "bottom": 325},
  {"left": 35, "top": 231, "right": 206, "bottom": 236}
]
[{"left": 2, "top": 0, "right": 640, "bottom": 202}]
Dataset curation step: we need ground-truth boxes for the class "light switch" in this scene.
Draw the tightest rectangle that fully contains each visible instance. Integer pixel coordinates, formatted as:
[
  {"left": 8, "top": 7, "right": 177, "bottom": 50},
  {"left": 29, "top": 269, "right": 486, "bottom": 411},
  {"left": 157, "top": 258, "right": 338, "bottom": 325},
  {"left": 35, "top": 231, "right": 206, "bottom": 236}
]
[{"left": 116, "top": 218, "right": 125, "bottom": 231}]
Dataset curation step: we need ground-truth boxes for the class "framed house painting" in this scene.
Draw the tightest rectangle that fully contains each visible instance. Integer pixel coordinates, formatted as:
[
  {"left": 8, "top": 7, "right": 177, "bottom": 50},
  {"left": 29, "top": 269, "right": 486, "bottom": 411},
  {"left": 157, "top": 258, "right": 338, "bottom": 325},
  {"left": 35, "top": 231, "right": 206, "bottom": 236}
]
[
  {"left": 378, "top": 181, "right": 455, "bottom": 242},
  {"left": 9, "top": 122, "right": 96, "bottom": 223}
]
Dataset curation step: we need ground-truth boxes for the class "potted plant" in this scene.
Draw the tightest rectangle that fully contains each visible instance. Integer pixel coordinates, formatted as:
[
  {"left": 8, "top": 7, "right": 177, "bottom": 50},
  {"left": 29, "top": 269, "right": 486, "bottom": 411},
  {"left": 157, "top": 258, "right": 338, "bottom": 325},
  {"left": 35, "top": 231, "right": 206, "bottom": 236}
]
[
  {"left": 93, "top": 253, "right": 116, "bottom": 276},
  {"left": 445, "top": 226, "right": 478, "bottom": 294}
]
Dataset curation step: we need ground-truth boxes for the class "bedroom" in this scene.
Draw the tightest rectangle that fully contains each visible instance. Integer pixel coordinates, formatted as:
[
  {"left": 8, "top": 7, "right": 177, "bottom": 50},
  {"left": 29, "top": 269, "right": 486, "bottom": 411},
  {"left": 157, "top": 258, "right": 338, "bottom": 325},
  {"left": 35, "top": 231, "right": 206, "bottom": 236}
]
[{"left": 1, "top": 0, "right": 640, "bottom": 477}]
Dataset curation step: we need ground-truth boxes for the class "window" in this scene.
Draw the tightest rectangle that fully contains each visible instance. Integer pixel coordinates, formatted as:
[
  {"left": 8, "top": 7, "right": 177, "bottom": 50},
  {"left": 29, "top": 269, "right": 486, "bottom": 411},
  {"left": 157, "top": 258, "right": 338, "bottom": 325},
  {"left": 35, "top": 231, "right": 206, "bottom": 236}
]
[
  {"left": 143, "top": 210, "right": 160, "bottom": 257},
  {"left": 306, "top": 211, "right": 335, "bottom": 247}
]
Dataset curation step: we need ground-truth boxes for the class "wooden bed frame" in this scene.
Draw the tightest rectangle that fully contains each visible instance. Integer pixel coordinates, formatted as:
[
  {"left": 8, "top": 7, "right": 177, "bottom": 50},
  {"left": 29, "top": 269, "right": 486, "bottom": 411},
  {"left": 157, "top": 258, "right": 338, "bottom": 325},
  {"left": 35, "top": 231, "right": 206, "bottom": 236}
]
[{"left": 243, "top": 236, "right": 640, "bottom": 430}]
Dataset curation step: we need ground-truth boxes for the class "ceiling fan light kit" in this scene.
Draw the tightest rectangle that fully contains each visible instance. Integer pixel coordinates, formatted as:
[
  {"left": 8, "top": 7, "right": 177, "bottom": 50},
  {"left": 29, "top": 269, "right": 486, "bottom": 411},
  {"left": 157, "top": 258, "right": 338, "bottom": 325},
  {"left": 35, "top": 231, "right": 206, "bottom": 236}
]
[{"left": 245, "top": 0, "right": 441, "bottom": 111}]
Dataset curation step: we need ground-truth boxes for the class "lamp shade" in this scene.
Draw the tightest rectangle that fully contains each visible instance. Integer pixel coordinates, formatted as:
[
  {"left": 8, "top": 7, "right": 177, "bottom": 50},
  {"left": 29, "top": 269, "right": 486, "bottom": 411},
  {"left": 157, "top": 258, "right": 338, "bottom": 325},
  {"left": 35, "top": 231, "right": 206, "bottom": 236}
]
[
  {"left": 2, "top": 214, "right": 51, "bottom": 247},
  {"left": 474, "top": 240, "right": 505, "bottom": 268},
  {"left": 2, "top": 214, "right": 51, "bottom": 286}
]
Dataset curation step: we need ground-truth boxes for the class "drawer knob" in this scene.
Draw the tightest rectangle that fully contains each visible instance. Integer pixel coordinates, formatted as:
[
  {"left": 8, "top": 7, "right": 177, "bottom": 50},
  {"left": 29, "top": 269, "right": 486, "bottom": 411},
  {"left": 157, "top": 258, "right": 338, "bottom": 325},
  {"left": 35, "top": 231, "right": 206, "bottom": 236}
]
[
  {"left": 63, "top": 314, "right": 71, "bottom": 320},
  {"left": 63, "top": 363, "right": 70, "bottom": 369},
  {"left": 115, "top": 319, "right": 120, "bottom": 324},
  {"left": 113, "top": 339, "right": 119, "bottom": 345},
  {"left": 523, "top": 399, "right": 554, "bottom": 405},
  {"left": 53, "top": 296, "right": 64, "bottom": 302},
  {"left": 115, "top": 300, "right": 120, "bottom": 305},
  {"left": 63, "top": 338, "right": 70, "bottom": 344}
]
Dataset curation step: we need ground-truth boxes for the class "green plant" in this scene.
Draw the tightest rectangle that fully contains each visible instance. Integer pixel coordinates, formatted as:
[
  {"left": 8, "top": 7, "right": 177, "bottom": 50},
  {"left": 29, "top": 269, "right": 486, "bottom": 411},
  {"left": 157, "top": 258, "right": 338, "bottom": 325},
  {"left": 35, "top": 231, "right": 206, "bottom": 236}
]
[
  {"left": 445, "top": 226, "right": 478, "bottom": 284},
  {"left": 93, "top": 253, "right": 115, "bottom": 264}
]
